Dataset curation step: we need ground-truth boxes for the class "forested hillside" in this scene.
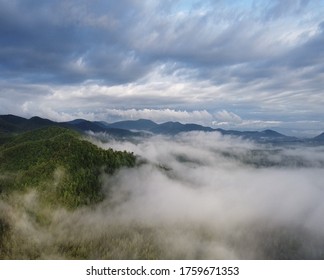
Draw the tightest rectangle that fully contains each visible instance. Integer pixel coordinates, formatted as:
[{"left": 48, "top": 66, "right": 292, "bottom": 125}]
[
  {"left": 0, "top": 126, "right": 136, "bottom": 208},
  {"left": 0, "top": 126, "right": 150, "bottom": 259}
]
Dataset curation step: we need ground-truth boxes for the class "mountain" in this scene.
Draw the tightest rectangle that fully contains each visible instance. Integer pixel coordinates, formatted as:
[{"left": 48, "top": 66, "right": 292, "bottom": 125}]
[
  {"left": 150, "top": 121, "right": 214, "bottom": 134},
  {"left": 0, "top": 114, "right": 27, "bottom": 126},
  {"left": 0, "top": 126, "right": 136, "bottom": 208},
  {"left": 0, "top": 114, "right": 318, "bottom": 143},
  {"left": 0, "top": 115, "right": 217, "bottom": 138},
  {"left": 224, "top": 129, "right": 298, "bottom": 142},
  {"left": 0, "top": 116, "right": 19, "bottom": 133},
  {"left": 108, "top": 120, "right": 214, "bottom": 135},
  {"left": 29, "top": 116, "right": 55, "bottom": 127},
  {"left": 107, "top": 119, "right": 295, "bottom": 141},
  {"left": 64, "top": 119, "right": 142, "bottom": 137},
  {"left": 64, "top": 119, "right": 108, "bottom": 132},
  {"left": 0, "top": 115, "right": 141, "bottom": 138},
  {"left": 108, "top": 119, "right": 158, "bottom": 131},
  {"left": 259, "top": 129, "right": 285, "bottom": 137},
  {"left": 0, "top": 114, "right": 55, "bottom": 133},
  {"left": 313, "top": 132, "right": 324, "bottom": 142}
]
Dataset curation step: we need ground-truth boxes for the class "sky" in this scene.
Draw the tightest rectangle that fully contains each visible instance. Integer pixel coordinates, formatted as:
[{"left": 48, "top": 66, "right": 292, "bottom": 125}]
[{"left": 0, "top": 0, "right": 324, "bottom": 136}]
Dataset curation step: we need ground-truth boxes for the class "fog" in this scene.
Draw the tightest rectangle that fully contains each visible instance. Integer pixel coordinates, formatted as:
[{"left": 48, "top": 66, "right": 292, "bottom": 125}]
[{"left": 1, "top": 132, "right": 324, "bottom": 259}]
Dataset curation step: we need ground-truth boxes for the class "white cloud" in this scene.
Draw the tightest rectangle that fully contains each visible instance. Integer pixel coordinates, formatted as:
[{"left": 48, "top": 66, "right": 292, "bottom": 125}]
[
  {"left": 213, "top": 110, "right": 242, "bottom": 125},
  {"left": 0, "top": 1, "right": 323, "bottom": 135},
  {"left": 104, "top": 108, "right": 213, "bottom": 124},
  {"left": 211, "top": 110, "right": 284, "bottom": 131},
  {"left": 87, "top": 132, "right": 324, "bottom": 258}
]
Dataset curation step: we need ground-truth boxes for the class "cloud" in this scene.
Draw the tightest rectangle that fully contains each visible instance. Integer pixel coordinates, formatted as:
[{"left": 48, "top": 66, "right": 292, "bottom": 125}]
[
  {"left": 103, "top": 108, "right": 213, "bottom": 124},
  {"left": 0, "top": 0, "right": 322, "bottom": 85},
  {"left": 0, "top": 0, "right": 152, "bottom": 84},
  {"left": 213, "top": 110, "right": 242, "bottom": 125},
  {"left": 264, "top": 0, "right": 312, "bottom": 20},
  {"left": 91, "top": 132, "right": 324, "bottom": 258},
  {"left": 2, "top": 131, "right": 324, "bottom": 259},
  {"left": 3, "top": 77, "right": 323, "bottom": 136},
  {"left": 0, "top": 0, "right": 323, "bottom": 135},
  {"left": 211, "top": 110, "right": 284, "bottom": 131}
]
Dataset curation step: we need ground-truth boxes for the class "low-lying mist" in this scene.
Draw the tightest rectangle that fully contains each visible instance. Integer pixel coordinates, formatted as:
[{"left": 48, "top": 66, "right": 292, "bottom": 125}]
[{"left": 2, "top": 131, "right": 324, "bottom": 259}]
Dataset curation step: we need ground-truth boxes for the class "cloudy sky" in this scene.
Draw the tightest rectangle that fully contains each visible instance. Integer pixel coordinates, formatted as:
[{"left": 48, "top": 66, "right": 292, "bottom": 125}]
[{"left": 0, "top": 0, "right": 324, "bottom": 136}]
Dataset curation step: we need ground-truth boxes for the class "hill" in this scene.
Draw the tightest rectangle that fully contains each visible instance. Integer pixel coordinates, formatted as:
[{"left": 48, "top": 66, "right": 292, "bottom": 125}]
[
  {"left": 108, "top": 119, "right": 158, "bottom": 131},
  {"left": 0, "top": 114, "right": 56, "bottom": 133},
  {"left": 0, "top": 126, "right": 136, "bottom": 208},
  {"left": 313, "top": 132, "right": 324, "bottom": 142},
  {"left": 0, "top": 115, "right": 142, "bottom": 139},
  {"left": 106, "top": 119, "right": 296, "bottom": 141},
  {"left": 0, "top": 114, "right": 317, "bottom": 143},
  {"left": 63, "top": 119, "right": 140, "bottom": 137},
  {"left": 149, "top": 121, "right": 214, "bottom": 134}
]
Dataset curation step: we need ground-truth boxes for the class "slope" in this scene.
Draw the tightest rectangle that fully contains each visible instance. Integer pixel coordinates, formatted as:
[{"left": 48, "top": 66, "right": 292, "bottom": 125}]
[
  {"left": 0, "top": 126, "right": 136, "bottom": 208},
  {"left": 313, "top": 132, "right": 324, "bottom": 142}
]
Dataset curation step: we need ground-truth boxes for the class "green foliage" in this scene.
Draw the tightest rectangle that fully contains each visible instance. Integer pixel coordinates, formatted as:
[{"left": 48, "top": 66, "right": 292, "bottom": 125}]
[
  {"left": 0, "top": 134, "right": 13, "bottom": 146},
  {"left": 0, "top": 126, "right": 136, "bottom": 208}
]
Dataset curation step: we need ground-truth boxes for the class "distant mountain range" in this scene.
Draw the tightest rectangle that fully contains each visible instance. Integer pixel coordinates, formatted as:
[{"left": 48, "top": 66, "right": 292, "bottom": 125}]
[{"left": 1, "top": 114, "right": 323, "bottom": 143}]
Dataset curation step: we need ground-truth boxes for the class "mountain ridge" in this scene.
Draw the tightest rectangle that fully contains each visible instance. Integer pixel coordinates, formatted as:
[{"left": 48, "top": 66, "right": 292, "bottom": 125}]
[
  {"left": 0, "top": 114, "right": 323, "bottom": 143},
  {"left": 313, "top": 132, "right": 324, "bottom": 141}
]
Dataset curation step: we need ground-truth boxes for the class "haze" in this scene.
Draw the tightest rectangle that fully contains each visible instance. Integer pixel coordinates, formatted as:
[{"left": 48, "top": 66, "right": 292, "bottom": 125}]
[{"left": 2, "top": 132, "right": 324, "bottom": 259}]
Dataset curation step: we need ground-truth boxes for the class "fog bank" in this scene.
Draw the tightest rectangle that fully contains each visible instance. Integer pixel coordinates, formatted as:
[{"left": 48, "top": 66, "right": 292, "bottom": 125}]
[
  {"left": 91, "top": 132, "right": 324, "bottom": 259},
  {"left": 1, "top": 132, "right": 324, "bottom": 259}
]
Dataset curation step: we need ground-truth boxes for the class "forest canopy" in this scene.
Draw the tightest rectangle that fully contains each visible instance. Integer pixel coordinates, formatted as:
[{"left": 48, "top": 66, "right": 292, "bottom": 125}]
[{"left": 0, "top": 126, "right": 136, "bottom": 208}]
